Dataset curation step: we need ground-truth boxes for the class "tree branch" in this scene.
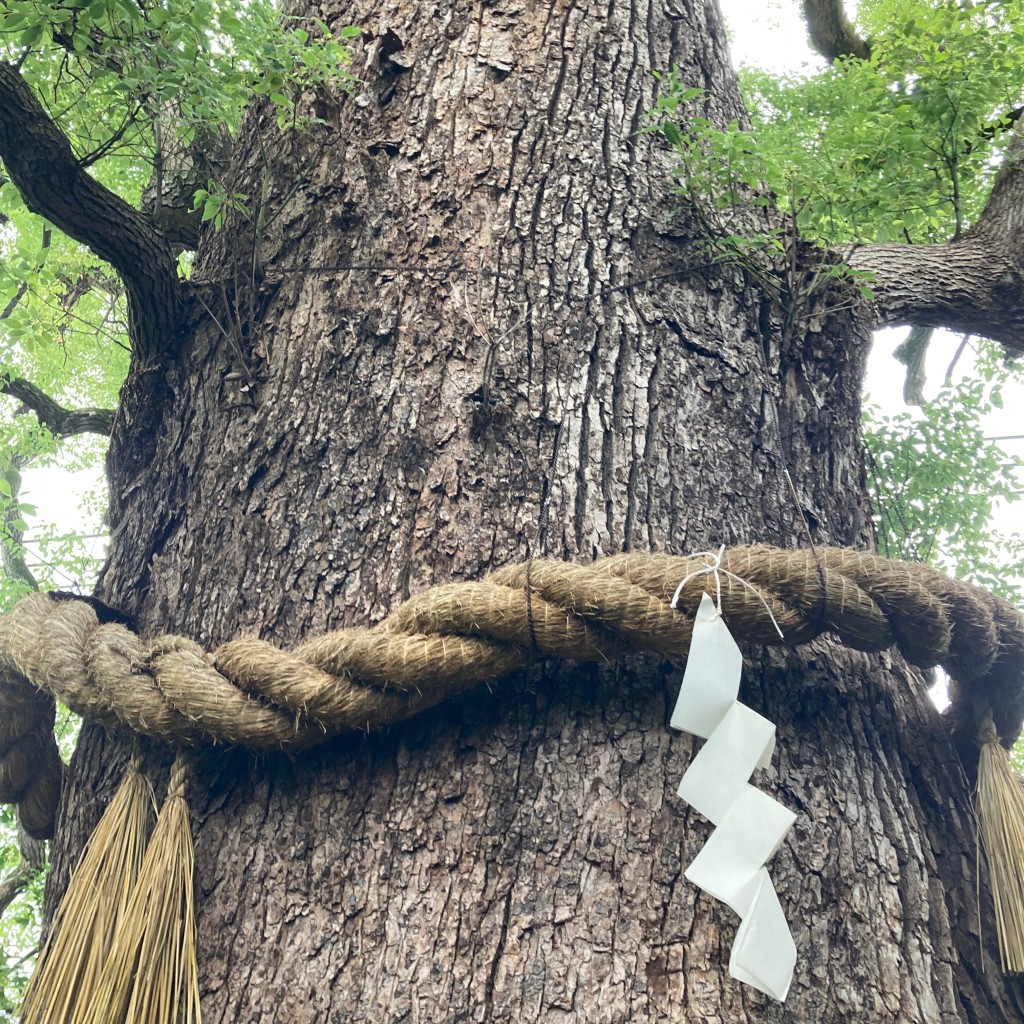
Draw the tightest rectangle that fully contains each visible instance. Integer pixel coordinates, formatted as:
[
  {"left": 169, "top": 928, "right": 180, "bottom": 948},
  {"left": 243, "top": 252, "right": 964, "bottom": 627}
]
[
  {"left": 0, "top": 865, "right": 31, "bottom": 918},
  {"left": 801, "top": 0, "right": 871, "bottom": 63},
  {"left": 0, "top": 61, "right": 181, "bottom": 364},
  {"left": 965, "top": 105, "right": 1024, "bottom": 155},
  {"left": 893, "top": 325, "right": 932, "bottom": 406},
  {"left": 848, "top": 129, "right": 1024, "bottom": 353},
  {"left": 1, "top": 375, "right": 115, "bottom": 437}
]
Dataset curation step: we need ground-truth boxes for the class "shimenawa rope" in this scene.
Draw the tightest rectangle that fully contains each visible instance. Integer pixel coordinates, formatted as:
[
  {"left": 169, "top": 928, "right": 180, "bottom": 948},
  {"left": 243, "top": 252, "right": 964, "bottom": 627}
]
[
  {"left": 2, "top": 544, "right": 1022, "bottom": 840},
  {"left": 3, "top": 543, "right": 1024, "bottom": 1020}
]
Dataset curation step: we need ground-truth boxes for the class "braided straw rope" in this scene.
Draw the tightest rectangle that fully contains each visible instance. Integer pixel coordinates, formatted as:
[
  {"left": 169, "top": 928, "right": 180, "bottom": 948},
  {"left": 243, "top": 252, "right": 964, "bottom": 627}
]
[{"left": 3, "top": 545, "right": 1023, "bottom": 838}]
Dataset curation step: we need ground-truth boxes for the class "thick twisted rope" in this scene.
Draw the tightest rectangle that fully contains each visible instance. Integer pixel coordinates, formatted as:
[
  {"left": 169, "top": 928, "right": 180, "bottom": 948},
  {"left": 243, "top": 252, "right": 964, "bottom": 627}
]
[{"left": 3, "top": 545, "right": 1022, "bottom": 838}]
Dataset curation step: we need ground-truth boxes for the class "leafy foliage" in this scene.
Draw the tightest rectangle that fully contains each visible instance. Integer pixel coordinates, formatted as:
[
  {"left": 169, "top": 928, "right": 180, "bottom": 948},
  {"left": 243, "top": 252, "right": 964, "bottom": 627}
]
[
  {"left": 0, "top": 0, "right": 358, "bottom": 453},
  {"left": 652, "top": 0, "right": 1024, "bottom": 249},
  {"left": 741, "top": 0, "right": 1024, "bottom": 244},
  {"left": 192, "top": 180, "right": 252, "bottom": 231},
  {"left": 0, "top": 0, "right": 356, "bottom": 140},
  {"left": 646, "top": 75, "right": 876, "bottom": 325},
  {"left": 865, "top": 350, "right": 1024, "bottom": 603},
  {"left": 647, "top": 74, "right": 782, "bottom": 258},
  {"left": 650, "top": 1, "right": 1024, "bottom": 603}
]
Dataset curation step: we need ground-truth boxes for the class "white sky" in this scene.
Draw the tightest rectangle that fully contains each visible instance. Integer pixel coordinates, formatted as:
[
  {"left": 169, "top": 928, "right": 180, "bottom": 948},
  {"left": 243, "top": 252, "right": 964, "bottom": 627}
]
[
  {"left": 721, "top": 0, "right": 828, "bottom": 76},
  {"left": 16, "top": 0, "right": 1023, "bottom": 587}
]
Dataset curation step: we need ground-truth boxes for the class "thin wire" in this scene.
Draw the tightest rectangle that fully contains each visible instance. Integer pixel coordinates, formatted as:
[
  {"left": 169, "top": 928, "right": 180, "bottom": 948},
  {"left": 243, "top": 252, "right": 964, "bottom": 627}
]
[
  {"left": 754, "top": 319, "right": 828, "bottom": 625},
  {"left": 670, "top": 546, "right": 785, "bottom": 639},
  {"left": 524, "top": 560, "right": 538, "bottom": 655}
]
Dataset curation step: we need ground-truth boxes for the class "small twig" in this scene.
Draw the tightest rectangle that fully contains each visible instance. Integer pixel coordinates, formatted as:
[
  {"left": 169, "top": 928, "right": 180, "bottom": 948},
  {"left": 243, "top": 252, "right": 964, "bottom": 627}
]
[
  {"left": 194, "top": 289, "right": 253, "bottom": 384},
  {"left": 944, "top": 333, "right": 972, "bottom": 383}
]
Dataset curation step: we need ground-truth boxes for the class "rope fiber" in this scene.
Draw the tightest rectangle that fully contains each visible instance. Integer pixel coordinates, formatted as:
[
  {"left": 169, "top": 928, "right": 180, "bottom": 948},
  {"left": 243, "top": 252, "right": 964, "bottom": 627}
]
[{"left": 3, "top": 545, "right": 1022, "bottom": 838}]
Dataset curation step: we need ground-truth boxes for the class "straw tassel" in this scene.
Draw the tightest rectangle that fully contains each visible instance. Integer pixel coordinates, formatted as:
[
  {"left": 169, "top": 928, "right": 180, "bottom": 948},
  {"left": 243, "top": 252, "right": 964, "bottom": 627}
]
[
  {"left": 976, "top": 713, "right": 1024, "bottom": 972},
  {"left": 84, "top": 752, "right": 202, "bottom": 1024},
  {"left": 20, "top": 753, "right": 155, "bottom": 1024}
]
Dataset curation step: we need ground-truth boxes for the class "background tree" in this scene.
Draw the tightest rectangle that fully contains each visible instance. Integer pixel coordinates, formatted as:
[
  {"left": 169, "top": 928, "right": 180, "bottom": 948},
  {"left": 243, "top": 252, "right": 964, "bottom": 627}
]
[{"left": 2, "top": 1, "right": 1024, "bottom": 1022}]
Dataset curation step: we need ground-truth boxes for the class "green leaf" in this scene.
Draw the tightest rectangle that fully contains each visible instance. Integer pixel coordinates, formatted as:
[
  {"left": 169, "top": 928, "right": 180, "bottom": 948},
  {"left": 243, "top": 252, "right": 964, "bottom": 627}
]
[
  {"left": 19, "top": 21, "right": 43, "bottom": 45},
  {"left": 662, "top": 121, "right": 683, "bottom": 148},
  {"left": 200, "top": 197, "right": 222, "bottom": 222}
]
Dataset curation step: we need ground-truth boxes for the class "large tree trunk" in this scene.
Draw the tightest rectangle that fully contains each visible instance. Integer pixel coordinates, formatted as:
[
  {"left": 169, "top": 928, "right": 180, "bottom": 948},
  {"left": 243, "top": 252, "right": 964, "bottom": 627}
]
[{"left": 51, "top": 0, "right": 1023, "bottom": 1020}]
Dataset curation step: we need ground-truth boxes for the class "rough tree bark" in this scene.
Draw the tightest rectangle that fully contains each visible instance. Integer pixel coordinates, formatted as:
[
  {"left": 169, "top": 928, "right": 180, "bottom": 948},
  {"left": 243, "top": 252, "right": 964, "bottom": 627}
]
[{"left": 40, "top": 0, "right": 1024, "bottom": 1021}]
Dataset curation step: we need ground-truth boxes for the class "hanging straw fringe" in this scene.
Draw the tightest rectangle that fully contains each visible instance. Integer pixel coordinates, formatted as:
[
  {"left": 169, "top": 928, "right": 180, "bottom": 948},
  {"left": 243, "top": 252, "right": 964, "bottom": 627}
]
[
  {"left": 20, "top": 753, "right": 154, "bottom": 1024},
  {"left": 83, "top": 752, "right": 201, "bottom": 1024},
  {"left": 976, "top": 712, "right": 1024, "bottom": 973}
]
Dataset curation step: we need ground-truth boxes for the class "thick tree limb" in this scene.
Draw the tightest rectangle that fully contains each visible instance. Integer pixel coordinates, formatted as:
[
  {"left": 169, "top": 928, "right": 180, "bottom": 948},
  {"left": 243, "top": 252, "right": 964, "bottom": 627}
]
[
  {"left": 1, "top": 375, "right": 115, "bottom": 437},
  {"left": 0, "top": 62, "right": 180, "bottom": 364},
  {"left": 801, "top": 0, "right": 870, "bottom": 62},
  {"left": 849, "top": 131, "right": 1024, "bottom": 353}
]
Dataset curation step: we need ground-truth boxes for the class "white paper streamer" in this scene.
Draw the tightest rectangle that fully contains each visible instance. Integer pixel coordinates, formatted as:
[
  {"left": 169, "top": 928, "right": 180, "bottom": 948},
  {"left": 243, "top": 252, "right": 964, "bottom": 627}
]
[{"left": 671, "top": 591, "right": 797, "bottom": 1001}]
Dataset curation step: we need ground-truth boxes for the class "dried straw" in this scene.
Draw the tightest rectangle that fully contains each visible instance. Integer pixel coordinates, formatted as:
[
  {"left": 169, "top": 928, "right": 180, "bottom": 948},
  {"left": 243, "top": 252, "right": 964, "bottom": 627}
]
[
  {"left": 976, "top": 714, "right": 1024, "bottom": 973},
  {"left": 82, "top": 753, "right": 201, "bottom": 1024},
  {"left": 19, "top": 756, "right": 154, "bottom": 1024}
]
